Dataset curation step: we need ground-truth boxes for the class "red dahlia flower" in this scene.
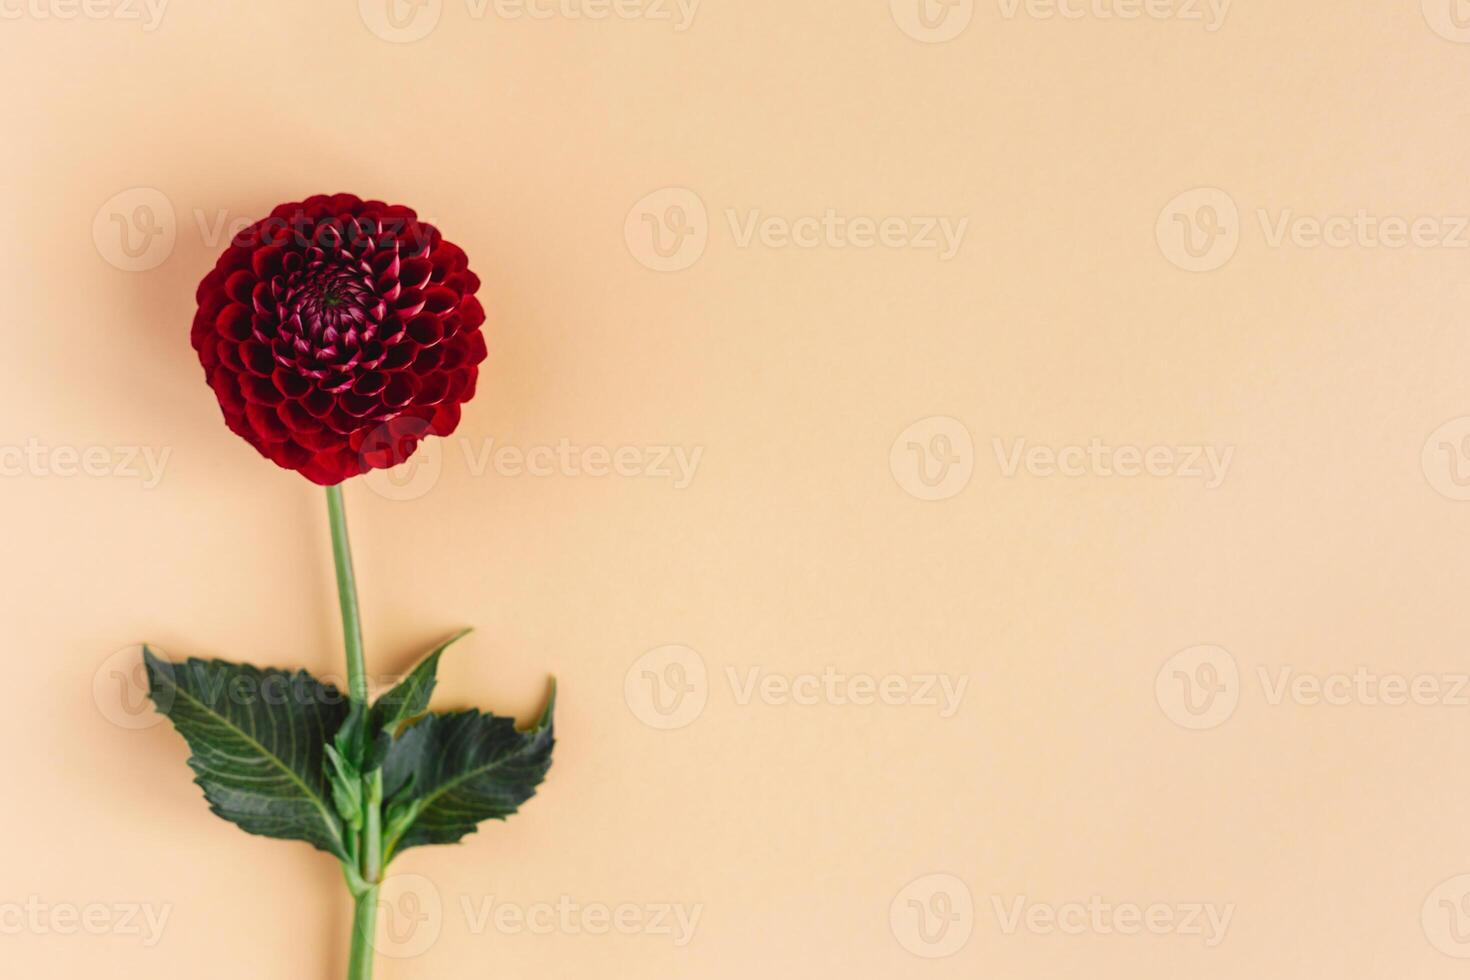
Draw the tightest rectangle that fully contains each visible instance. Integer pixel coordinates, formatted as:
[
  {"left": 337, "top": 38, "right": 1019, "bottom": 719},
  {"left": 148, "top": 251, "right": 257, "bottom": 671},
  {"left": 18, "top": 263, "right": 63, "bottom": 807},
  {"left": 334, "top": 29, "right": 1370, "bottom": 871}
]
[{"left": 191, "top": 193, "right": 486, "bottom": 485}]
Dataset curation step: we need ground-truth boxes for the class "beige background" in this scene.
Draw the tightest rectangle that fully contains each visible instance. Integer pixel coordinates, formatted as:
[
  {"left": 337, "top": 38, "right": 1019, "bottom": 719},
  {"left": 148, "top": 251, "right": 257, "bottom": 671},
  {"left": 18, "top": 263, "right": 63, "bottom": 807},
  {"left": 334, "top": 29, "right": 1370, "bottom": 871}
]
[{"left": 5, "top": 0, "right": 1470, "bottom": 976}]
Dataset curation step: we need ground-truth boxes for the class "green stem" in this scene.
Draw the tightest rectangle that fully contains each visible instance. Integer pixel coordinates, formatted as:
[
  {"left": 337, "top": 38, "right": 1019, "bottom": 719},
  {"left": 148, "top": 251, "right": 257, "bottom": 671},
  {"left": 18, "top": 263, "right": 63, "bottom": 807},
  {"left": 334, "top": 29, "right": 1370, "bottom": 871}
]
[
  {"left": 327, "top": 484, "right": 378, "bottom": 980},
  {"left": 347, "top": 886, "right": 380, "bottom": 980},
  {"left": 326, "top": 484, "right": 368, "bottom": 705},
  {"left": 362, "top": 769, "right": 384, "bottom": 884}
]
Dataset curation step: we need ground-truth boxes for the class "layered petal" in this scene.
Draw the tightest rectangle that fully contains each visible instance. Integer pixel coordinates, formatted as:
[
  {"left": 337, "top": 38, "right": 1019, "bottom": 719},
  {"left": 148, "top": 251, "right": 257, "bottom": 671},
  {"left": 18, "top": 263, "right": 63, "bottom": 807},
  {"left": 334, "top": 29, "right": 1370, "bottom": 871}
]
[{"left": 193, "top": 195, "right": 485, "bottom": 485}]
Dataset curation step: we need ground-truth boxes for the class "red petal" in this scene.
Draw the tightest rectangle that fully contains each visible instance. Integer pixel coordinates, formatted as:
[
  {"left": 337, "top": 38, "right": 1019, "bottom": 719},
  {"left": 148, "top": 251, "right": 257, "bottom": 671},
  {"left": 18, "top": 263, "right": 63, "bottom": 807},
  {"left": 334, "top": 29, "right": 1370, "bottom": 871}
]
[
  {"left": 459, "top": 296, "right": 485, "bottom": 329},
  {"left": 216, "top": 304, "right": 252, "bottom": 341}
]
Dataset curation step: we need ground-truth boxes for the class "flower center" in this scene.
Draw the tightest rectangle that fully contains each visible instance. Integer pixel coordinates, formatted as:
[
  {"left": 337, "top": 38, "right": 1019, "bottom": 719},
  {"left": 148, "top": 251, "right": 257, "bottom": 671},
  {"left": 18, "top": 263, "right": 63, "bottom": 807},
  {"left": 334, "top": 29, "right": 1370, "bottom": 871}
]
[
  {"left": 287, "top": 262, "right": 375, "bottom": 344},
  {"left": 270, "top": 251, "right": 390, "bottom": 384}
]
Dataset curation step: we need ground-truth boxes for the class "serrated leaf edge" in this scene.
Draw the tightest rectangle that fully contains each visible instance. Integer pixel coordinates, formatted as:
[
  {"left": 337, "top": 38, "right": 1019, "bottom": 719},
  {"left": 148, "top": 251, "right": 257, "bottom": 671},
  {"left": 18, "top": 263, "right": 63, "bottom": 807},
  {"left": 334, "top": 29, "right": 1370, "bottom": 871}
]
[
  {"left": 382, "top": 677, "right": 556, "bottom": 861},
  {"left": 143, "top": 645, "right": 348, "bottom": 860}
]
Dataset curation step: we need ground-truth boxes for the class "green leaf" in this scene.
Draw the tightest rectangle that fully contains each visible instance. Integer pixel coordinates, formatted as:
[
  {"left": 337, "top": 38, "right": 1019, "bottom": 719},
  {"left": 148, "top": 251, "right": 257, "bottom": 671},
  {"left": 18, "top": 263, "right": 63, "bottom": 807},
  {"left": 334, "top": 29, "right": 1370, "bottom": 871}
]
[
  {"left": 143, "top": 647, "right": 351, "bottom": 861},
  {"left": 370, "top": 628, "right": 472, "bottom": 738},
  {"left": 332, "top": 699, "right": 369, "bottom": 766},
  {"left": 324, "top": 744, "right": 363, "bottom": 831},
  {"left": 381, "top": 680, "right": 555, "bottom": 859}
]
